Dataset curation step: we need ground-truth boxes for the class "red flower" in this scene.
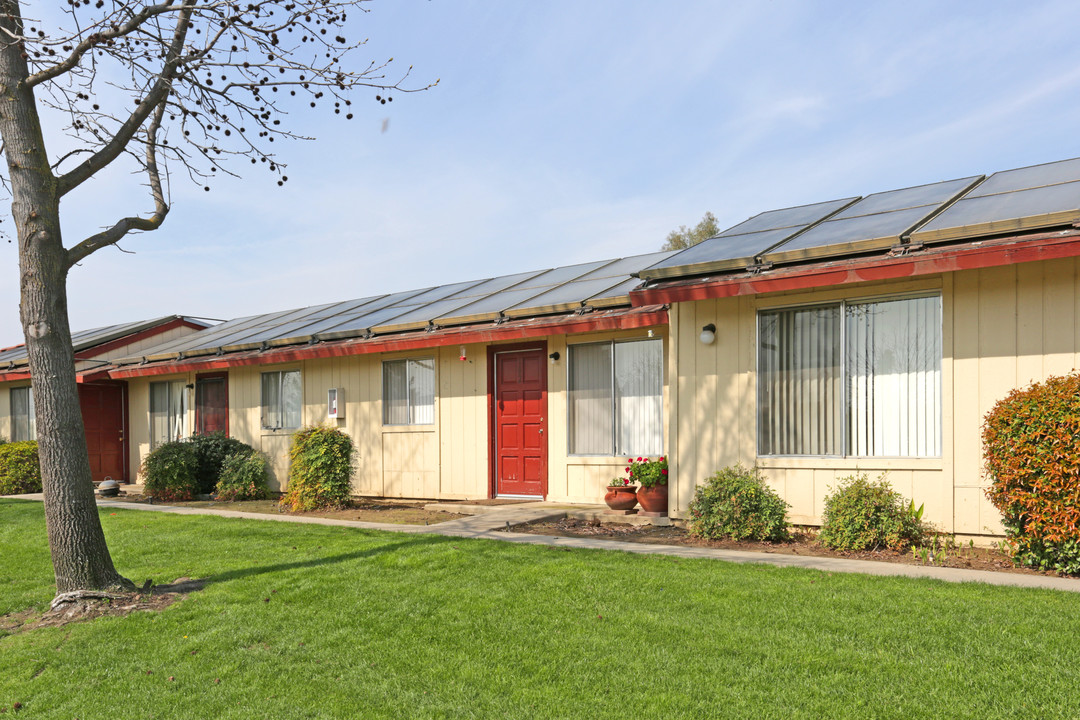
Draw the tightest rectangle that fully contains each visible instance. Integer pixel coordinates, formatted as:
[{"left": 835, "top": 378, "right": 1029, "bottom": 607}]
[
  {"left": 637, "top": 457, "right": 643, "bottom": 462},
  {"left": 661, "top": 469, "right": 668, "bottom": 475},
  {"left": 625, "top": 467, "right": 630, "bottom": 472}
]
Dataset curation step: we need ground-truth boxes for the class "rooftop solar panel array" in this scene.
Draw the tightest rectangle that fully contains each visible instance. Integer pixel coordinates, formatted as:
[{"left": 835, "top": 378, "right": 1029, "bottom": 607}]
[
  {"left": 912, "top": 158, "right": 1080, "bottom": 244},
  {"left": 761, "top": 176, "right": 982, "bottom": 264},
  {"left": 0, "top": 316, "right": 211, "bottom": 367},
  {"left": 641, "top": 197, "right": 858, "bottom": 279},
  {"left": 120, "top": 252, "right": 675, "bottom": 364}
]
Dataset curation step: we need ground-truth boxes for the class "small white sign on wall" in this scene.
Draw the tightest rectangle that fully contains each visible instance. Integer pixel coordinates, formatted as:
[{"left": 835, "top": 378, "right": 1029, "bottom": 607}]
[{"left": 328, "top": 388, "right": 345, "bottom": 419}]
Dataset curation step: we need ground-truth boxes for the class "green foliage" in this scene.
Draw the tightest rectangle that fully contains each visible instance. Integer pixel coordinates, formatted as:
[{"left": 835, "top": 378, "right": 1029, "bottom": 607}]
[
  {"left": 141, "top": 441, "right": 200, "bottom": 501},
  {"left": 661, "top": 211, "right": 720, "bottom": 251},
  {"left": 281, "top": 426, "right": 355, "bottom": 511},
  {"left": 0, "top": 441, "right": 41, "bottom": 494},
  {"left": 188, "top": 432, "right": 256, "bottom": 495},
  {"left": 983, "top": 372, "right": 1080, "bottom": 575},
  {"left": 819, "top": 473, "right": 927, "bottom": 551},
  {"left": 623, "top": 456, "right": 668, "bottom": 488},
  {"left": 215, "top": 450, "right": 270, "bottom": 501},
  {"left": 687, "top": 464, "right": 789, "bottom": 541}
]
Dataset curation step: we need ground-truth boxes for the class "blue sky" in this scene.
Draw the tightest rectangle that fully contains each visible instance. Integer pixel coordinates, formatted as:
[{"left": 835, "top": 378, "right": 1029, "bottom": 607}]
[{"left": 4, "top": 0, "right": 1080, "bottom": 344}]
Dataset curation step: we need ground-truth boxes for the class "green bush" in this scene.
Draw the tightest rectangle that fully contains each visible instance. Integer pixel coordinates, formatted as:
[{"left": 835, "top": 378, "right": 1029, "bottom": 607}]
[
  {"left": 281, "top": 426, "right": 355, "bottom": 511},
  {"left": 819, "top": 473, "right": 926, "bottom": 552},
  {"left": 188, "top": 432, "right": 256, "bottom": 495},
  {"left": 687, "top": 464, "right": 789, "bottom": 541},
  {"left": 141, "top": 441, "right": 200, "bottom": 501},
  {"left": 215, "top": 450, "right": 271, "bottom": 501},
  {"left": 0, "top": 441, "right": 41, "bottom": 494},
  {"left": 984, "top": 372, "right": 1080, "bottom": 575}
]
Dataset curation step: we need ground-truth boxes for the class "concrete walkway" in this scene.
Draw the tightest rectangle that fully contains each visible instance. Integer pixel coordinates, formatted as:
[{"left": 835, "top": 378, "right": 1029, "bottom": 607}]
[{"left": 7, "top": 493, "right": 1080, "bottom": 593}]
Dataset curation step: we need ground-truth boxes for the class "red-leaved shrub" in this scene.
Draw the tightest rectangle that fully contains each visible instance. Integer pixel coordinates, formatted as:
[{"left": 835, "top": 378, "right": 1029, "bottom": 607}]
[{"left": 983, "top": 372, "right": 1080, "bottom": 575}]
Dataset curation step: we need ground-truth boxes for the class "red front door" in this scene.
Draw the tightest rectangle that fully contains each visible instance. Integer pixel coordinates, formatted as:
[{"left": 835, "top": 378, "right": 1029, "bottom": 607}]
[
  {"left": 196, "top": 373, "right": 229, "bottom": 436},
  {"left": 493, "top": 348, "right": 547, "bottom": 497},
  {"left": 78, "top": 382, "right": 127, "bottom": 483}
]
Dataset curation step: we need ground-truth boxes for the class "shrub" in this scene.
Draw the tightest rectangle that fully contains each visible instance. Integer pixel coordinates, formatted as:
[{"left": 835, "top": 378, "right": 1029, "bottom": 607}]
[
  {"left": 983, "top": 372, "right": 1080, "bottom": 575},
  {"left": 281, "top": 426, "right": 355, "bottom": 511},
  {"left": 0, "top": 441, "right": 41, "bottom": 494},
  {"left": 215, "top": 450, "right": 270, "bottom": 501},
  {"left": 819, "top": 473, "right": 926, "bottom": 552},
  {"left": 188, "top": 432, "right": 256, "bottom": 495},
  {"left": 142, "top": 441, "right": 200, "bottom": 501},
  {"left": 687, "top": 464, "right": 789, "bottom": 541}
]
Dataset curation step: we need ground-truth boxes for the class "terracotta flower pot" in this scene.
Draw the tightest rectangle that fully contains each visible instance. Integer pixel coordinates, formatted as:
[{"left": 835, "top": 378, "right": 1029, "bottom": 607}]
[
  {"left": 636, "top": 483, "right": 668, "bottom": 514},
  {"left": 604, "top": 486, "right": 639, "bottom": 511}
]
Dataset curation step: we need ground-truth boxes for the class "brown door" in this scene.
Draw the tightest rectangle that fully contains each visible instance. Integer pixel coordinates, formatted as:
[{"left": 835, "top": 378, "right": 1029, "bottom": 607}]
[
  {"left": 493, "top": 348, "right": 547, "bottom": 497},
  {"left": 79, "top": 382, "right": 127, "bottom": 483},
  {"left": 196, "top": 373, "right": 229, "bottom": 436}
]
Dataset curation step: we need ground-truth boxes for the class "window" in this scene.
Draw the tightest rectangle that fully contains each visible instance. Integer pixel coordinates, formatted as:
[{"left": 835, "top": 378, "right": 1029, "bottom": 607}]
[
  {"left": 567, "top": 338, "right": 663, "bottom": 456},
  {"left": 10, "top": 386, "right": 35, "bottom": 442},
  {"left": 150, "top": 380, "right": 187, "bottom": 448},
  {"left": 383, "top": 358, "right": 434, "bottom": 425},
  {"left": 261, "top": 370, "right": 302, "bottom": 430},
  {"left": 758, "top": 294, "right": 941, "bottom": 458}
]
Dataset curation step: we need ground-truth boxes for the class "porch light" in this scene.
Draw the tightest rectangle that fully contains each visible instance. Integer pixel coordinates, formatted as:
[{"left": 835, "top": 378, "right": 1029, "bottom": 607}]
[
  {"left": 549, "top": 351, "right": 560, "bottom": 364},
  {"left": 699, "top": 323, "right": 716, "bottom": 345}
]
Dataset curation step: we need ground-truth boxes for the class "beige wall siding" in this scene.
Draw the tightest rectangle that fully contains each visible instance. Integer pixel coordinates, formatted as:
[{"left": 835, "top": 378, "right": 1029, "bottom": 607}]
[
  {"left": 670, "top": 258, "right": 1080, "bottom": 536},
  {"left": 0, "top": 381, "right": 14, "bottom": 442}
]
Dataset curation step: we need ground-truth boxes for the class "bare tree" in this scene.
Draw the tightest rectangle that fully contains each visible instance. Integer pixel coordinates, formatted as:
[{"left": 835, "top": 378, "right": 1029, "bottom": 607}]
[{"left": 0, "top": 0, "right": 432, "bottom": 600}]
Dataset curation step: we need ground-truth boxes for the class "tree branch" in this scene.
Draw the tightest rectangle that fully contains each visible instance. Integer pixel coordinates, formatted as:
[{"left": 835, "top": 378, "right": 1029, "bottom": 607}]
[
  {"left": 55, "top": 0, "right": 195, "bottom": 198},
  {"left": 25, "top": 2, "right": 187, "bottom": 89},
  {"left": 66, "top": 102, "right": 170, "bottom": 269}
]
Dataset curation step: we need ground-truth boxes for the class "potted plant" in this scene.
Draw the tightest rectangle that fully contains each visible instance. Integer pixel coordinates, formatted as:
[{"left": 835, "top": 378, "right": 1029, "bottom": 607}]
[
  {"left": 628, "top": 456, "right": 668, "bottom": 514},
  {"left": 604, "top": 475, "right": 638, "bottom": 511}
]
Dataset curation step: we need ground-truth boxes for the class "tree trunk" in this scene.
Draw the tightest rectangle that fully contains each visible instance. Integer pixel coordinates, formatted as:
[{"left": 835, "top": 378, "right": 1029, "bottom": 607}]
[{"left": 0, "top": 2, "right": 131, "bottom": 594}]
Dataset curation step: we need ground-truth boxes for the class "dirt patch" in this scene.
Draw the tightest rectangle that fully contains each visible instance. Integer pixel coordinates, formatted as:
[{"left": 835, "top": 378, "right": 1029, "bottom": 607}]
[
  {"left": 0, "top": 578, "right": 205, "bottom": 637},
  {"left": 107, "top": 495, "right": 466, "bottom": 525},
  {"left": 509, "top": 518, "right": 1057, "bottom": 576},
  {"left": 434, "top": 498, "right": 536, "bottom": 506}
]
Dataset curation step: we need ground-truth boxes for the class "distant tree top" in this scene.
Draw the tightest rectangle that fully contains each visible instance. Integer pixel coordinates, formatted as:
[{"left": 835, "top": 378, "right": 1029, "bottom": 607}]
[{"left": 661, "top": 211, "right": 720, "bottom": 252}]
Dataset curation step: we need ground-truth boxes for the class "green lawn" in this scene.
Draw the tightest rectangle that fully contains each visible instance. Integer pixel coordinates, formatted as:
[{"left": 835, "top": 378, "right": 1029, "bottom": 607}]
[{"left": 1, "top": 499, "right": 1078, "bottom": 719}]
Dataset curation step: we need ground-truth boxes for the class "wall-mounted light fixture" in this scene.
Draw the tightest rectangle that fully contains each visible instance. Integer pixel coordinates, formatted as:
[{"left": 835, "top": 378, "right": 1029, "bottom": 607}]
[
  {"left": 549, "top": 351, "right": 560, "bottom": 364},
  {"left": 699, "top": 323, "right": 717, "bottom": 345},
  {"left": 647, "top": 329, "right": 655, "bottom": 338}
]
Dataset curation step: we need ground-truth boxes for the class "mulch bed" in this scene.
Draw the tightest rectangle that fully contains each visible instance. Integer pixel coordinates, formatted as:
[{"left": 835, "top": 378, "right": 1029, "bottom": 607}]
[{"left": 510, "top": 518, "right": 1057, "bottom": 576}]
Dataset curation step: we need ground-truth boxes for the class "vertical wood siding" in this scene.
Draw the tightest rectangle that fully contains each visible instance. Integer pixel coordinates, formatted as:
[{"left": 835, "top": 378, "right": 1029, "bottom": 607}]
[{"left": 670, "top": 258, "right": 1080, "bottom": 535}]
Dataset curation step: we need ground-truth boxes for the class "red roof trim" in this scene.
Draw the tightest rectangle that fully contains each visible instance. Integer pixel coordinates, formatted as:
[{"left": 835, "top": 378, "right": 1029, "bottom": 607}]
[
  {"left": 632, "top": 230, "right": 1080, "bottom": 305},
  {"left": 106, "top": 306, "right": 669, "bottom": 379}
]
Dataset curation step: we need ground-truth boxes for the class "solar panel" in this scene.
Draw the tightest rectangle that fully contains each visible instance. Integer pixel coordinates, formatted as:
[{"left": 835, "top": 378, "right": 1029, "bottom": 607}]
[
  {"left": 501, "top": 276, "right": 628, "bottom": 317},
  {"left": 763, "top": 176, "right": 981, "bottom": 263},
  {"left": 586, "top": 277, "right": 642, "bottom": 307},
  {"left": 912, "top": 158, "right": 1080, "bottom": 244},
  {"left": 640, "top": 197, "right": 859, "bottom": 279}
]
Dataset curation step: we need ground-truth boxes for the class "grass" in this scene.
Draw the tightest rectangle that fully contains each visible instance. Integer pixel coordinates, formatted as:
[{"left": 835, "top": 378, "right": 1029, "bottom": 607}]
[{"left": 1, "top": 499, "right": 1079, "bottom": 719}]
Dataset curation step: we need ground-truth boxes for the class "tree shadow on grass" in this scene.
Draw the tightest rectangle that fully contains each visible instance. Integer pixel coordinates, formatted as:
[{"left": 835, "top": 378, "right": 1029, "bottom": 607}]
[{"left": 202, "top": 533, "right": 454, "bottom": 586}]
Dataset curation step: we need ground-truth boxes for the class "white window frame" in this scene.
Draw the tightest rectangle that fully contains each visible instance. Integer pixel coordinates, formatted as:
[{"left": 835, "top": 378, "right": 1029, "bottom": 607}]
[
  {"left": 150, "top": 380, "right": 188, "bottom": 449},
  {"left": 566, "top": 338, "right": 664, "bottom": 457},
  {"left": 756, "top": 292, "right": 942, "bottom": 459},
  {"left": 10, "top": 386, "right": 35, "bottom": 442},
  {"left": 261, "top": 369, "right": 302, "bottom": 431},
  {"left": 382, "top": 357, "right": 435, "bottom": 426}
]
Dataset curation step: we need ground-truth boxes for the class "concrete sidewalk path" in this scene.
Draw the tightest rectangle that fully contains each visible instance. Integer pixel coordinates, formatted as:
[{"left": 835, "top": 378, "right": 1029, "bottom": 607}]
[{"left": 6, "top": 493, "right": 1080, "bottom": 593}]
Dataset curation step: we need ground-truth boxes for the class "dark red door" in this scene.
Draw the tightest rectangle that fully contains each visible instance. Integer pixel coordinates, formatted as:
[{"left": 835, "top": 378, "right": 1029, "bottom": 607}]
[
  {"left": 196, "top": 374, "right": 229, "bottom": 436},
  {"left": 494, "top": 349, "right": 547, "bottom": 497},
  {"left": 79, "top": 383, "right": 127, "bottom": 483}
]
